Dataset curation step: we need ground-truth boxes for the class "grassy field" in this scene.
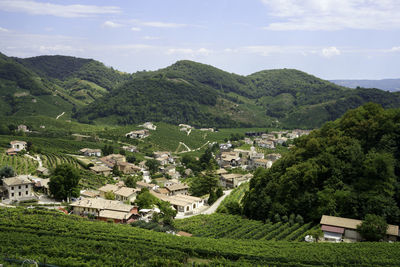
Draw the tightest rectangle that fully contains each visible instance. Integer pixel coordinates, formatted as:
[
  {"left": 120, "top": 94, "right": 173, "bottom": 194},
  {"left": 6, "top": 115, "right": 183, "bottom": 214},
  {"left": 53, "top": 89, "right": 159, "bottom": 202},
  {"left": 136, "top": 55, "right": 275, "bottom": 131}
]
[{"left": 1, "top": 208, "right": 400, "bottom": 266}]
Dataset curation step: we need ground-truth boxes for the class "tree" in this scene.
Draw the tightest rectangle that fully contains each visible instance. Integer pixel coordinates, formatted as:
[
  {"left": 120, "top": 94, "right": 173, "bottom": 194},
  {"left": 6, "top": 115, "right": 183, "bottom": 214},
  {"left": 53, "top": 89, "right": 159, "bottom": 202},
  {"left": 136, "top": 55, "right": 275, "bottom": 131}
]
[
  {"left": 189, "top": 172, "right": 219, "bottom": 197},
  {"left": 145, "top": 159, "right": 160, "bottom": 175},
  {"left": 208, "top": 190, "right": 217, "bottom": 205},
  {"left": 126, "top": 155, "right": 136, "bottom": 164},
  {"left": 112, "top": 165, "right": 122, "bottom": 176},
  {"left": 135, "top": 188, "right": 158, "bottom": 209},
  {"left": 48, "top": 164, "right": 80, "bottom": 201},
  {"left": 158, "top": 200, "right": 177, "bottom": 226},
  {"left": 357, "top": 214, "right": 388, "bottom": 241},
  {"left": 105, "top": 191, "right": 115, "bottom": 200},
  {"left": 125, "top": 175, "right": 138, "bottom": 188},
  {"left": 102, "top": 145, "right": 114, "bottom": 156},
  {"left": 0, "top": 165, "right": 15, "bottom": 180}
]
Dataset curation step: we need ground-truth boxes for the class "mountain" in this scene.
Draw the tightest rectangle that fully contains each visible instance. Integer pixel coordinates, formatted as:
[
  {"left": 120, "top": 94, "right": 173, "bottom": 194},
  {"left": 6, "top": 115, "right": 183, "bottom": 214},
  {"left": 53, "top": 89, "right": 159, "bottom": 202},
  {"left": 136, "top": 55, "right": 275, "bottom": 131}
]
[
  {"left": 331, "top": 79, "right": 400, "bottom": 92},
  {"left": 2, "top": 52, "right": 400, "bottom": 128},
  {"left": 0, "top": 53, "right": 130, "bottom": 118},
  {"left": 75, "top": 60, "right": 400, "bottom": 128}
]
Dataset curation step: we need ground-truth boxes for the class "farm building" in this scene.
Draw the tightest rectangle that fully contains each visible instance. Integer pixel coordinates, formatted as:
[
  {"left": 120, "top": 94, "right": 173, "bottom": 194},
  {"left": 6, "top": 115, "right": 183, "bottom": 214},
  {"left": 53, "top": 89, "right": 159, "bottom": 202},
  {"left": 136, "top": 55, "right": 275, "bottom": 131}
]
[{"left": 320, "top": 215, "right": 399, "bottom": 242}]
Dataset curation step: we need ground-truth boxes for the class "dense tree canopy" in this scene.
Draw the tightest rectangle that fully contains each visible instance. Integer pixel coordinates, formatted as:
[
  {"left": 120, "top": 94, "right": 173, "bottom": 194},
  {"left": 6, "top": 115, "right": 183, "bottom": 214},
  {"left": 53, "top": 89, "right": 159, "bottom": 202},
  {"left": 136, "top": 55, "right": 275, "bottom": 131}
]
[
  {"left": 243, "top": 103, "right": 400, "bottom": 224},
  {"left": 357, "top": 214, "right": 388, "bottom": 241},
  {"left": 49, "top": 164, "right": 80, "bottom": 201}
]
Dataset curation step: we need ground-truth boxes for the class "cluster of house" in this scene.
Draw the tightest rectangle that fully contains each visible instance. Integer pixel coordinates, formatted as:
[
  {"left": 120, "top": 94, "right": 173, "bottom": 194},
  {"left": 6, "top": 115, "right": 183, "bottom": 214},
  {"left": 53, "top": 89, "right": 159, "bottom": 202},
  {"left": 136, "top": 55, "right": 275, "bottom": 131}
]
[
  {"left": 215, "top": 168, "right": 253, "bottom": 188},
  {"left": 244, "top": 130, "right": 311, "bottom": 149},
  {"left": 217, "top": 146, "right": 281, "bottom": 170},
  {"left": 320, "top": 215, "right": 399, "bottom": 242},
  {"left": 72, "top": 178, "right": 204, "bottom": 223}
]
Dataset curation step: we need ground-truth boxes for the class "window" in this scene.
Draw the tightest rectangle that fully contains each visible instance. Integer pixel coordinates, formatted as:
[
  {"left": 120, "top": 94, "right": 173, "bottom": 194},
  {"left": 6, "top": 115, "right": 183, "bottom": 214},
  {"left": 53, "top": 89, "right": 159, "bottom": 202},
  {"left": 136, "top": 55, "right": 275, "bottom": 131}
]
[
  {"left": 18, "top": 186, "right": 21, "bottom": 189},
  {"left": 26, "top": 191, "right": 28, "bottom": 195},
  {"left": 11, "top": 193, "right": 14, "bottom": 197},
  {"left": 11, "top": 186, "right": 14, "bottom": 190},
  {"left": 18, "top": 192, "right": 21, "bottom": 196},
  {"left": 26, "top": 185, "right": 28, "bottom": 189}
]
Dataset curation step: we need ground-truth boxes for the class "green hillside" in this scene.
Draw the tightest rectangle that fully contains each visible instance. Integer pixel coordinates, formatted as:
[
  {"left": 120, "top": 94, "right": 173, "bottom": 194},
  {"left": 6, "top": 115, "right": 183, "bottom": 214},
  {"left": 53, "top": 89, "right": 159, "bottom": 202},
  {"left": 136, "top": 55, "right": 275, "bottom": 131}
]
[
  {"left": 243, "top": 103, "right": 400, "bottom": 224},
  {"left": 2, "top": 208, "right": 400, "bottom": 266},
  {"left": 2, "top": 52, "right": 400, "bottom": 128},
  {"left": 75, "top": 59, "right": 400, "bottom": 128}
]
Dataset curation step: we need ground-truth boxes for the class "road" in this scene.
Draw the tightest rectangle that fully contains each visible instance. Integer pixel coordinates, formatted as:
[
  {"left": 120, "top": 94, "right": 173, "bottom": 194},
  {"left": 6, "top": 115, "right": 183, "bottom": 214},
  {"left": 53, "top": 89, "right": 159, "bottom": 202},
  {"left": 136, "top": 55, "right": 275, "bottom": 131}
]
[
  {"left": 175, "top": 189, "right": 233, "bottom": 219},
  {"left": 201, "top": 189, "right": 233, "bottom": 215}
]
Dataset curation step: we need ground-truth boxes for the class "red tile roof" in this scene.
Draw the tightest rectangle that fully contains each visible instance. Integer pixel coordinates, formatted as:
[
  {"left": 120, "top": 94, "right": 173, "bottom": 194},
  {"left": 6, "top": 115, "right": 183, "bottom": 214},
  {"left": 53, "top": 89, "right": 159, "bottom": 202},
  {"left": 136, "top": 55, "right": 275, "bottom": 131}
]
[{"left": 321, "top": 225, "right": 345, "bottom": 234}]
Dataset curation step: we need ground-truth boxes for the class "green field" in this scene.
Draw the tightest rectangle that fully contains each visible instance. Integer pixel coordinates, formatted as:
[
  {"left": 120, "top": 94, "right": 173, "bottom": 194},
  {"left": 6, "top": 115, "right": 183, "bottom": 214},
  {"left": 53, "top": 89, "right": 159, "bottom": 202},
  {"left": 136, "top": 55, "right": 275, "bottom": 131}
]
[
  {"left": 1, "top": 208, "right": 400, "bottom": 266},
  {"left": 174, "top": 213, "right": 314, "bottom": 242}
]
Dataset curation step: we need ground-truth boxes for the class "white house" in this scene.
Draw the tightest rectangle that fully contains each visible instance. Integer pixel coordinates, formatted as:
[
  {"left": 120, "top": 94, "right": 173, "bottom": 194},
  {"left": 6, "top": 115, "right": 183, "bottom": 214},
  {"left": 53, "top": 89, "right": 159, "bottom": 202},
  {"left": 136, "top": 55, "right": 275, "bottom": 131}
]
[
  {"left": 10, "top": 140, "right": 27, "bottom": 151},
  {"left": 2, "top": 175, "right": 35, "bottom": 201},
  {"left": 126, "top": 129, "right": 150, "bottom": 139},
  {"left": 80, "top": 148, "right": 102, "bottom": 157}
]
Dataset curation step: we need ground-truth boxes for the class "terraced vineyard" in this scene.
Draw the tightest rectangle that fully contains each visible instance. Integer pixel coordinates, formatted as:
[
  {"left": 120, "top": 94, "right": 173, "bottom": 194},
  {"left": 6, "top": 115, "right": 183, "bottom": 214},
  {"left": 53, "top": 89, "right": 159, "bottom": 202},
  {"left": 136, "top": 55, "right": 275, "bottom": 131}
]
[
  {"left": 1, "top": 208, "right": 400, "bottom": 266},
  {"left": 41, "top": 152, "right": 82, "bottom": 170},
  {"left": 0, "top": 154, "right": 38, "bottom": 175},
  {"left": 217, "top": 182, "right": 249, "bottom": 213},
  {"left": 174, "top": 213, "right": 316, "bottom": 241}
]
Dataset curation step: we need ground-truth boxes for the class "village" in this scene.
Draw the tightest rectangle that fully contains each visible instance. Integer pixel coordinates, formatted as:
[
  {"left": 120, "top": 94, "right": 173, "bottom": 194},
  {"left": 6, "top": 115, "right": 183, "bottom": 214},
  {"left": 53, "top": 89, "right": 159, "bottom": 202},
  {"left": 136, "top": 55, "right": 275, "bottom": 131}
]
[{"left": 1, "top": 122, "right": 398, "bottom": 243}]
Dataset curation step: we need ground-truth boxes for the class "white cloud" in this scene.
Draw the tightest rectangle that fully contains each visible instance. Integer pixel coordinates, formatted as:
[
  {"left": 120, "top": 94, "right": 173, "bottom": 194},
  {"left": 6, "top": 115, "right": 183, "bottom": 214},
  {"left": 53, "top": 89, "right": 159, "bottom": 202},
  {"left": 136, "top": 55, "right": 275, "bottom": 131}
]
[
  {"left": 39, "top": 45, "right": 83, "bottom": 53},
  {"left": 0, "top": 0, "right": 121, "bottom": 18},
  {"left": 321, "top": 46, "right": 341, "bottom": 58},
  {"left": 131, "top": 27, "right": 141, "bottom": 32},
  {"left": 261, "top": 0, "right": 400, "bottom": 30},
  {"left": 140, "top": 21, "right": 187, "bottom": 28},
  {"left": 103, "top": 21, "right": 123, "bottom": 28},
  {"left": 0, "top": 27, "right": 9, "bottom": 32},
  {"left": 389, "top": 46, "right": 400, "bottom": 52}
]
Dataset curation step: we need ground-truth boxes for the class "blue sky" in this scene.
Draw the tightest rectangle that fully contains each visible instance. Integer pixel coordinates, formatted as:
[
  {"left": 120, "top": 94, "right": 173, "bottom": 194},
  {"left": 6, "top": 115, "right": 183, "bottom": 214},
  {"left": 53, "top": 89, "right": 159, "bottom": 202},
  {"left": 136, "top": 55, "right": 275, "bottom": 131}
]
[{"left": 0, "top": 0, "right": 399, "bottom": 79}]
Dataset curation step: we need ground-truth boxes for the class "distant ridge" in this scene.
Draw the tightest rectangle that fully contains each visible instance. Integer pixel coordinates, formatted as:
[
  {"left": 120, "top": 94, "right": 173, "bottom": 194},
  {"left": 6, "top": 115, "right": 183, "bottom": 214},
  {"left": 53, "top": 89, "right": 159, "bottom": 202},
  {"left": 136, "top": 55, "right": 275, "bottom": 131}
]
[{"left": 330, "top": 79, "right": 400, "bottom": 92}]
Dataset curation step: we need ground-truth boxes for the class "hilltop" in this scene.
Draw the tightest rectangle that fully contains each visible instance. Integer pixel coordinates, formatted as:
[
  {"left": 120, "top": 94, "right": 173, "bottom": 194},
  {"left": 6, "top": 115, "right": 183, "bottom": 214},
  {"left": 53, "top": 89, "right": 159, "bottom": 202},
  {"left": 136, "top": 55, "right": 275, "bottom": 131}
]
[{"left": 1, "top": 52, "right": 400, "bottom": 128}]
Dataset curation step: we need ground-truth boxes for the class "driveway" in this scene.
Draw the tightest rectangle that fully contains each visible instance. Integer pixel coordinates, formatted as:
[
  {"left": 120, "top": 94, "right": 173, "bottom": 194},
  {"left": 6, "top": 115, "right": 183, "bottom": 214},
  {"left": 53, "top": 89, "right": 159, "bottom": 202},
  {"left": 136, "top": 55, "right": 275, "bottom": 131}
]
[{"left": 175, "top": 189, "right": 233, "bottom": 219}]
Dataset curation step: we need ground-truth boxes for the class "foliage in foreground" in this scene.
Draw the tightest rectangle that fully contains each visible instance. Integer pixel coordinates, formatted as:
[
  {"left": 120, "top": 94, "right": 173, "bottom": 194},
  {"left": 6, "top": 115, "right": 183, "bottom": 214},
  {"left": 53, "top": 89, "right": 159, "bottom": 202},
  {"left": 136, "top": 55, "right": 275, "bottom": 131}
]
[
  {"left": 1, "top": 208, "right": 400, "bottom": 266},
  {"left": 243, "top": 103, "right": 400, "bottom": 224}
]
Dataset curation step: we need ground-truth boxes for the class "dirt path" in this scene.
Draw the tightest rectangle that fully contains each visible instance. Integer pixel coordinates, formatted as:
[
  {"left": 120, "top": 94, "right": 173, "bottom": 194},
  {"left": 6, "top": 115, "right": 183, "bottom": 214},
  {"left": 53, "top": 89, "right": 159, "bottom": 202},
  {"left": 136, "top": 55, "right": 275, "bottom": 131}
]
[{"left": 56, "top": 112, "right": 65, "bottom": 120}]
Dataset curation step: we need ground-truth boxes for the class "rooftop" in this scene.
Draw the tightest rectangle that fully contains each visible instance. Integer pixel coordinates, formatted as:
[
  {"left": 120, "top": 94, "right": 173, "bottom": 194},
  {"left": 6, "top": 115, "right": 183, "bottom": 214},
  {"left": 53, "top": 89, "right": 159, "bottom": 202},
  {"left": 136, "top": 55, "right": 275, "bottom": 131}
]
[
  {"left": 3, "top": 175, "right": 35, "bottom": 186},
  {"left": 70, "top": 197, "right": 133, "bottom": 212},
  {"left": 166, "top": 183, "right": 189, "bottom": 192},
  {"left": 320, "top": 215, "right": 399, "bottom": 236}
]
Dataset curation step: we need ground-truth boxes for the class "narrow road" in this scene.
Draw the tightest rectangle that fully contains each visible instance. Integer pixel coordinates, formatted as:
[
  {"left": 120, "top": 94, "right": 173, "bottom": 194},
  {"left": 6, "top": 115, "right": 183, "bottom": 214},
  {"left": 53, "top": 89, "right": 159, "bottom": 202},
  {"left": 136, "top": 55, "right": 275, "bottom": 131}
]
[
  {"left": 201, "top": 189, "right": 233, "bottom": 215},
  {"left": 24, "top": 154, "right": 43, "bottom": 167},
  {"left": 56, "top": 111, "right": 65, "bottom": 120},
  {"left": 175, "top": 189, "right": 233, "bottom": 219}
]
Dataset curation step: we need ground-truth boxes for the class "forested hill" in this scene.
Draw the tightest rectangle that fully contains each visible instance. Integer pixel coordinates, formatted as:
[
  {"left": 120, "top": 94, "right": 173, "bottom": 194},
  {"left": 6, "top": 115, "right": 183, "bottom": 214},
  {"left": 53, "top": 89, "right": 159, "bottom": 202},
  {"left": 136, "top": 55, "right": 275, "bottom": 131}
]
[
  {"left": 15, "top": 55, "right": 130, "bottom": 91},
  {"left": 243, "top": 103, "right": 400, "bottom": 225},
  {"left": 0, "top": 53, "right": 131, "bottom": 118},
  {"left": 2, "top": 52, "right": 400, "bottom": 128},
  {"left": 76, "top": 60, "right": 400, "bottom": 128}
]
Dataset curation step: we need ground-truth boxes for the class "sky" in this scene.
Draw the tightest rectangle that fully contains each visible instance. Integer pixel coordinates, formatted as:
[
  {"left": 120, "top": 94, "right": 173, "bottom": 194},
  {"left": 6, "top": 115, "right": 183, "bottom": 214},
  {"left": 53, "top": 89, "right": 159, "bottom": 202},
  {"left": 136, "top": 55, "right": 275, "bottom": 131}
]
[{"left": 0, "top": 0, "right": 399, "bottom": 79}]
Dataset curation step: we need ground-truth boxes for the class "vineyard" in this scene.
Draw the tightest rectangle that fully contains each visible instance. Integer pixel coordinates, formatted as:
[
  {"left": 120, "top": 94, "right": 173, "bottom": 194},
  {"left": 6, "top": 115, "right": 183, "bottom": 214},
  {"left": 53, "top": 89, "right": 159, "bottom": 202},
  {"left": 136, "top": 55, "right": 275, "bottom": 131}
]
[
  {"left": 216, "top": 182, "right": 248, "bottom": 213},
  {"left": 0, "top": 154, "right": 38, "bottom": 175},
  {"left": 41, "top": 152, "right": 82, "bottom": 170},
  {"left": 174, "top": 213, "right": 316, "bottom": 242},
  {"left": 1, "top": 208, "right": 400, "bottom": 266}
]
